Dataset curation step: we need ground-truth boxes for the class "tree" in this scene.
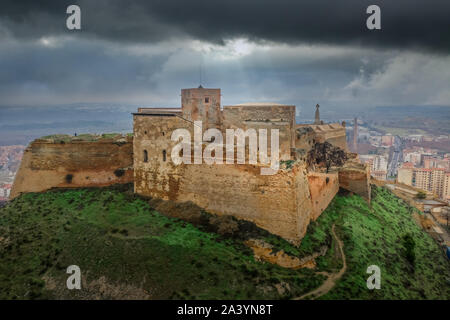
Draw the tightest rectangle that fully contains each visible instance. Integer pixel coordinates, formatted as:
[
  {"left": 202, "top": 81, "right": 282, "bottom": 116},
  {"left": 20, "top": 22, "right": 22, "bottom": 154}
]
[
  {"left": 403, "top": 234, "right": 416, "bottom": 267},
  {"left": 415, "top": 191, "right": 427, "bottom": 199}
]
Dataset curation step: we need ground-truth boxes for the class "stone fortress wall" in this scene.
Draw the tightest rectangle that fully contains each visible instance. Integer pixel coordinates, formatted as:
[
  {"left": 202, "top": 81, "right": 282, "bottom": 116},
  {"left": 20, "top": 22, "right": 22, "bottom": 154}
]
[
  {"left": 297, "top": 123, "right": 348, "bottom": 152},
  {"left": 10, "top": 136, "right": 133, "bottom": 199},
  {"left": 222, "top": 104, "right": 296, "bottom": 161}
]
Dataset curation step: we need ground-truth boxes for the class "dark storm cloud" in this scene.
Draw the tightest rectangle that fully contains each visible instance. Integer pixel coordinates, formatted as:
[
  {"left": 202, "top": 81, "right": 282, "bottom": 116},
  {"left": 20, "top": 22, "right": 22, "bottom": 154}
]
[
  {"left": 0, "top": 38, "right": 172, "bottom": 105},
  {"left": 1, "top": 0, "right": 450, "bottom": 52}
]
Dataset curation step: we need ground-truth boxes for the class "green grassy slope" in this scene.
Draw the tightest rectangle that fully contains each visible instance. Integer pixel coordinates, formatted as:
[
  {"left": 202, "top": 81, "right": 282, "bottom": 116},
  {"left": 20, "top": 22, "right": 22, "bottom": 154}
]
[
  {"left": 0, "top": 184, "right": 448, "bottom": 299},
  {"left": 315, "top": 187, "right": 450, "bottom": 299},
  {"left": 0, "top": 185, "right": 323, "bottom": 299},
  {"left": 40, "top": 133, "right": 132, "bottom": 142}
]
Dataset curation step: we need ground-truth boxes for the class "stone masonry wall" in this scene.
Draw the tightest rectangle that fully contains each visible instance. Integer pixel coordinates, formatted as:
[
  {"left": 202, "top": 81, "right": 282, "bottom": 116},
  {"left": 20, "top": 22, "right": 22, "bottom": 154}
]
[
  {"left": 133, "top": 114, "right": 191, "bottom": 200},
  {"left": 338, "top": 161, "right": 371, "bottom": 202},
  {"left": 297, "top": 123, "right": 348, "bottom": 151},
  {"left": 181, "top": 88, "right": 221, "bottom": 129},
  {"left": 177, "top": 163, "right": 313, "bottom": 243},
  {"left": 222, "top": 105, "right": 296, "bottom": 161},
  {"left": 10, "top": 137, "right": 133, "bottom": 199},
  {"left": 136, "top": 156, "right": 313, "bottom": 243},
  {"left": 307, "top": 172, "right": 340, "bottom": 221}
]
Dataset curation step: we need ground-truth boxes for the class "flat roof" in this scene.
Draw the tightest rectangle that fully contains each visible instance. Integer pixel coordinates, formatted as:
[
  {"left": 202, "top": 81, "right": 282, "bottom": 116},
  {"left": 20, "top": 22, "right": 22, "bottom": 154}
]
[
  {"left": 133, "top": 113, "right": 178, "bottom": 117},
  {"left": 228, "top": 102, "right": 289, "bottom": 107},
  {"left": 134, "top": 107, "right": 182, "bottom": 116},
  {"left": 137, "top": 108, "right": 181, "bottom": 112}
]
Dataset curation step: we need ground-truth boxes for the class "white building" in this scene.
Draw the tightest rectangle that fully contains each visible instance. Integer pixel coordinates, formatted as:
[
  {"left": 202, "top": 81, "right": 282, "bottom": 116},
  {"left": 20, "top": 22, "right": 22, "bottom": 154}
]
[
  {"left": 373, "top": 155, "right": 388, "bottom": 172},
  {"left": 404, "top": 152, "right": 422, "bottom": 166},
  {"left": 359, "top": 155, "right": 388, "bottom": 180}
]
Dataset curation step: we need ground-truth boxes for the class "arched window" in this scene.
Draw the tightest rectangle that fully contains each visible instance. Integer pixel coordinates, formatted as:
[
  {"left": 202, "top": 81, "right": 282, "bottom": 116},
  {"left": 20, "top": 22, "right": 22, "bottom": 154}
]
[
  {"left": 143, "top": 150, "right": 148, "bottom": 163},
  {"left": 163, "top": 150, "right": 167, "bottom": 162}
]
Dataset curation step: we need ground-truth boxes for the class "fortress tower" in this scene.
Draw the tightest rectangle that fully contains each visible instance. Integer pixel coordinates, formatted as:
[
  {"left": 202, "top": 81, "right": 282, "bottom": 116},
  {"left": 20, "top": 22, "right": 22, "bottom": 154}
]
[{"left": 181, "top": 86, "right": 221, "bottom": 129}]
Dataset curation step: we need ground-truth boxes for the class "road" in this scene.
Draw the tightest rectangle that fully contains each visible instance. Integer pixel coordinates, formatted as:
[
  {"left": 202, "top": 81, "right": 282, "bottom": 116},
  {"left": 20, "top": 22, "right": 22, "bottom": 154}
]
[{"left": 387, "top": 136, "right": 403, "bottom": 179}]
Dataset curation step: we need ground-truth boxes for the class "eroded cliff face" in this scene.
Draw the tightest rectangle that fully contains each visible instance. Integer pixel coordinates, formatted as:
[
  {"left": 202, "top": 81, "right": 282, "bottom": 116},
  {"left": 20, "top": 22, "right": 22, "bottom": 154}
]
[{"left": 10, "top": 136, "right": 133, "bottom": 199}]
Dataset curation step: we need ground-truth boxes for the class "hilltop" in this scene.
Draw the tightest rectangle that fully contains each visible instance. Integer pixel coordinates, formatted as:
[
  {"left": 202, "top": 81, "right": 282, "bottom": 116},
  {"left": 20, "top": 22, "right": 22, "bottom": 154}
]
[{"left": 0, "top": 184, "right": 448, "bottom": 299}]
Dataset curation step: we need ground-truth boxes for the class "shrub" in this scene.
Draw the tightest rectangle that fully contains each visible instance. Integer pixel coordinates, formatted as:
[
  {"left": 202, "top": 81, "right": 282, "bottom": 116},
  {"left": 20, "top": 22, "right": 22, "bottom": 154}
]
[
  {"left": 415, "top": 191, "right": 427, "bottom": 199},
  {"left": 403, "top": 233, "right": 416, "bottom": 266}
]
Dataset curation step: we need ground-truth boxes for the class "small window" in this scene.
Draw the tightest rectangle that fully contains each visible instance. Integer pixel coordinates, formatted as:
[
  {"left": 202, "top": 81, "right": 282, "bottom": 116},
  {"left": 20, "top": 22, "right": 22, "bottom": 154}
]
[
  {"left": 163, "top": 150, "right": 167, "bottom": 162},
  {"left": 143, "top": 150, "right": 148, "bottom": 163},
  {"left": 205, "top": 97, "right": 210, "bottom": 103}
]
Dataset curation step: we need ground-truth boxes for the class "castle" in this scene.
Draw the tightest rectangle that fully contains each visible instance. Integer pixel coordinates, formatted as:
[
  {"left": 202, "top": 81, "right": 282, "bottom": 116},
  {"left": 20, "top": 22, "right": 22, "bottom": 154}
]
[
  {"left": 11, "top": 86, "right": 370, "bottom": 244},
  {"left": 132, "top": 87, "right": 368, "bottom": 243}
]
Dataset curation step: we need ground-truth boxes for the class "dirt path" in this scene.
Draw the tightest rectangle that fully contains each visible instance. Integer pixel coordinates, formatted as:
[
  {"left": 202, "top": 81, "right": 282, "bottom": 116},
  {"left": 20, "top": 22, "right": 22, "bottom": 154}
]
[
  {"left": 293, "top": 224, "right": 347, "bottom": 300},
  {"left": 429, "top": 212, "right": 450, "bottom": 247}
]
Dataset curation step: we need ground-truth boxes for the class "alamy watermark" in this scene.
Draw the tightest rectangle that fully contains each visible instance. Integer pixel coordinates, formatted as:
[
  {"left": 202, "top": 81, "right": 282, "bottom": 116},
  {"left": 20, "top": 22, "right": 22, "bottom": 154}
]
[
  {"left": 366, "top": 265, "right": 381, "bottom": 290},
  {"left": 66, "top": 5, "right": 81, "bottom": 30},
  {"left": 65, "top": 5, "right": 381, "bottom": 31},
  {"left": 66, "top": 265, "right": 81, "bottom": 290},
  {"left": 366, "top": 5, "right": 381, "bottom": 30},
  {"left": 171, "top": 121, "right": 280, "bottom": 175}
]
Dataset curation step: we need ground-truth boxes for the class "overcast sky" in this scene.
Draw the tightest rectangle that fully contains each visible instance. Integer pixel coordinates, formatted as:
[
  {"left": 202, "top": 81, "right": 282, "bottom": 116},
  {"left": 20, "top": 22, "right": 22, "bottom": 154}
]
[{"left": 1, "top": 0, "right": 450, "bottom": 112}]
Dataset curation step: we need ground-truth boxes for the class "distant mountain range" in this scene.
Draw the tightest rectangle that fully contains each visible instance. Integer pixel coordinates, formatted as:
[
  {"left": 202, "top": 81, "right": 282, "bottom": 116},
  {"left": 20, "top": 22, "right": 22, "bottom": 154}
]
[
  {"left": 1, "top": 104, "right": 449, "bottom": 146},
  {"left": 364, "top": 106, "right": 450, "bottom": 135},
  {"left": 0, "top": 104, "right": 136, "bottom": 146}
]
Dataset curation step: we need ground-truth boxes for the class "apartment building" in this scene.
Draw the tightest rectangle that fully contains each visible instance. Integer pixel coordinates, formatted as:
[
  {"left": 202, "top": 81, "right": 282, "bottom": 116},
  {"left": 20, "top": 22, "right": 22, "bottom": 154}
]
[{"left": 398, "top": 165, "right": 448, "bottom": 200}]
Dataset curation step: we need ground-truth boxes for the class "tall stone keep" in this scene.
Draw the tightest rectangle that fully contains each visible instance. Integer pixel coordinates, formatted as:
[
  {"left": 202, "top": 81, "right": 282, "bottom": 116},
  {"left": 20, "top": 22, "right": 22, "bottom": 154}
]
[
  {"left": 314, "top": 104, "right": 321, "bottom": 125},
  {"left": 181, "top": 86, "right": 221, "bottom": 129}
]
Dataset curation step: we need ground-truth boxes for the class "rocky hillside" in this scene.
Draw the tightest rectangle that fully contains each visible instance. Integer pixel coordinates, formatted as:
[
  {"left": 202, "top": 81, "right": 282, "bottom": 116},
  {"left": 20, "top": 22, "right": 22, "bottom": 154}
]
[{"left": 0, "top": 184, "right": 448, "bottom": 299}]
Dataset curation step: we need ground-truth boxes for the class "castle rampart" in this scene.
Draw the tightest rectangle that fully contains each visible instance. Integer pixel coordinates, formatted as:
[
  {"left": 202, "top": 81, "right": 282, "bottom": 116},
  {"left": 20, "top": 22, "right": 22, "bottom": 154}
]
[{"left": 10, "top": 136, "right": 133, "bottom": 199}]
